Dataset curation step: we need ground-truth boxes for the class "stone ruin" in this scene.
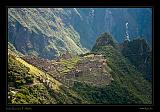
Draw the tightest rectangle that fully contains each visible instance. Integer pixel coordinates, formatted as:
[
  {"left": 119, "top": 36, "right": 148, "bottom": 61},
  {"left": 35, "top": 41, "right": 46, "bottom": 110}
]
[
  {"left": 59, "top": 51, "right": 73, "bottom": 60},
  {"left": 22, "top": 52, "right": 112, "bottom": 87}
]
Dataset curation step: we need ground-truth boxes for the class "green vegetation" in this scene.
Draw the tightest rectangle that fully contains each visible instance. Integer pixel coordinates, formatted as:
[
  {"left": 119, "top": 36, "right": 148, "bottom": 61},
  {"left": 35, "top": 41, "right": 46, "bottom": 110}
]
[
  {"left": 90, "top": 33, "right": 152, "bottom": 104},
  {"left": 8, "top": 8, "right": 85, "bottom": 60},
  {"left": 8, "top": 54, "right": 88, "bottom": 104},
  {"left": 8, "top": 54, "right": 34, "bottom": 89},
  {"left": 8, "top": 32, "right": 152, "bottom": 104},
  {"left": 93, "top": 32, "right": 117, "bottom": 48},
  {"left": 9, "top": 84, "right": 57, "bottom": 104},
  {"left": 121, "top": 38, "right": 152, "bottom": 81},
  {"left": 8, "top": 42, "right": 24, "bottom": 57},
  {"left": 73, "top": 81, "right": 145, "bottom": 104},
  {"left": 59, "top": 56, "right": 80, "bottom": 74}
]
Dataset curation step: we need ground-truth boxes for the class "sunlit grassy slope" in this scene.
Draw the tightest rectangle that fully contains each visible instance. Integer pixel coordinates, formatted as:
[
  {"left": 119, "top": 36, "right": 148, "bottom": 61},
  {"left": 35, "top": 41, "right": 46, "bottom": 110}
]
[
  {"left": 59, "top": 56, "right": 80, "bottom": 74},
  {"left": 8, "top": 54, "right": 89, "bottom": 104},
  {"left": 16, "top": 57, "right": 62, "bottom": 91}
]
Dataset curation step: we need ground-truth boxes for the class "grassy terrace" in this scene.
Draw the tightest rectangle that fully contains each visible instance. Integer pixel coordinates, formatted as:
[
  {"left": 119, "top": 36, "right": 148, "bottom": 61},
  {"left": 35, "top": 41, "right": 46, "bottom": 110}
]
[{"left": 58, "top": 56, "right": 80, "bottom": 74}]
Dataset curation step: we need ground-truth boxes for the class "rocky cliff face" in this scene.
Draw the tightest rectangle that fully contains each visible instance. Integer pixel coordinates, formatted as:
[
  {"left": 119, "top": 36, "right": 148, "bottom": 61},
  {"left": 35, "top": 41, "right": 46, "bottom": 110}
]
[
  {"left": 69, "top": 8, "right": 152, "bottom": 48},
  {"left": 8, "top": 8, "right": 152, "bottom": 59},
  {"left": 8, "top": 8, "right": 86, "bottom": 59}
]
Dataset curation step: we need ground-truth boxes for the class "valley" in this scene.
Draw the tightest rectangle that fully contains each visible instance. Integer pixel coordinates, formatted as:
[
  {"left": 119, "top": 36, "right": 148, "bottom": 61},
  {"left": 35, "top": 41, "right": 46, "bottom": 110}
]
[
  {"left": 7, "top": 8, "right": 152, "bottom": 104},
  {"left": 8, "top": 32, "right": 152, "bottom": 104}
]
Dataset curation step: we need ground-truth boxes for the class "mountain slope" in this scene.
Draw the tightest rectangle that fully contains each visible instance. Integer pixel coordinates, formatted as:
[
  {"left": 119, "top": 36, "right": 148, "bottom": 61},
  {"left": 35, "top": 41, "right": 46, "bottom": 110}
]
[
  {"left": 8, "top": 32, "right": 152, "bottom": 104},
  {"left": 8, "top": 8, "right": 86, "bottom": 59},
  {"left": 8, "top": 8, "right": 152, "bottom": 59},
  {"left": 91, "top": 32, "right": 152, "bottom": 104},
  {"left": 120, "top": 38, "right": 152, "bottom": 81},
  {"left": 8, "top": 51, "right": 115, "bottom": 104},
  {"left": 70, "top": 8, "right": 152, "bottom": 48},
  {"left": 8, "top": 53, "right": 89, "bottom": 104}
]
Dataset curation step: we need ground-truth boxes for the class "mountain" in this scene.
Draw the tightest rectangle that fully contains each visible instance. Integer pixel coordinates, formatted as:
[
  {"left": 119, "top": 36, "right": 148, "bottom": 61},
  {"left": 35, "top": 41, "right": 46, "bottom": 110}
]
[
  {"left": 8, "top": 53, "right": 89, "bottom": 104},
  {"left": 8, "top": 8, "right": 152, "bottom": 59},
  {"left": 8, "top": 8, "right": 86, "bottom": 59},
  {"left": 91, "top": 32, "right": 152, "bottom": 104},
  {"left": 8, "top": 32, "right": 152, "bottom": 104},
  {"left": 120, "top": 38, "right": 152, "bottom": 81},
  {"left": 8, "top": 50, "right": 113, "bottom": 104}
]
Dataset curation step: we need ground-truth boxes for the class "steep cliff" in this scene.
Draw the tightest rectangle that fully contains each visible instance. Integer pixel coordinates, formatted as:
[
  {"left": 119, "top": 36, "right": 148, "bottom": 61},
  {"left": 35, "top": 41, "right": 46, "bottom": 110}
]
[
  {"left": 8, "top": 8, "right": 152, "bottom": 59},
  {"left": 8, "top": 8, "right": 86, "bottom": 59}
]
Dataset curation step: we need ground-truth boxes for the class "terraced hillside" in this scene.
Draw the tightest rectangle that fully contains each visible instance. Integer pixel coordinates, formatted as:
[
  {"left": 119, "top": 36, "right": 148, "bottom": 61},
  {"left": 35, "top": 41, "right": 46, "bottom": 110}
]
[
  {"left": 8, "top": 50, "right": 114, "bottom": 104},
  {"left": 8, "top": 53, "right": 89, "bottom": 104},
  {"left": 8, "top": 32, "right": 152, "bottom": 104},
  {"left": 22, "top": 52, "right": 113, "bottom": 87}
]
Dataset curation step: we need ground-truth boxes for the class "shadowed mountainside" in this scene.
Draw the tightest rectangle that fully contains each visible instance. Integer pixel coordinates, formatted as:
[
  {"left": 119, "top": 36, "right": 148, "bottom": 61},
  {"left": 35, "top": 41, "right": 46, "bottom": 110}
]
[{"left": 8, "top": 8, "right": 152, "bottom": 59}]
